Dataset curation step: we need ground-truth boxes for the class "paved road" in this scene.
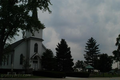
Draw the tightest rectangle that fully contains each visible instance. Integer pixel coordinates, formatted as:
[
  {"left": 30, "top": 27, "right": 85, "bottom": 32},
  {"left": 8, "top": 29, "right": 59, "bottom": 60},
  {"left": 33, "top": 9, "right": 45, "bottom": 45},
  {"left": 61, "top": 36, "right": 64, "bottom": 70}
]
[{"left": 0, "top": 77, "right": 120, "bottom": 80}]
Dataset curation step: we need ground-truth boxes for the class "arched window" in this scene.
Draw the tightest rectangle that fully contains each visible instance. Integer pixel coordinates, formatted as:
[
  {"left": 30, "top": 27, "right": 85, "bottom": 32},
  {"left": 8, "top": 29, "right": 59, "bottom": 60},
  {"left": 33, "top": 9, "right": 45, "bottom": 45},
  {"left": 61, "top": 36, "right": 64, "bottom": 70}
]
[
  {"left": 20, "top": 54, "right": 23, "bottom": 65},
  {"left": 34, "top": 43, "right": 38, "bottom": 53},
  {"left": 7, "top": 55, "right": 9, "bottom": 65}
]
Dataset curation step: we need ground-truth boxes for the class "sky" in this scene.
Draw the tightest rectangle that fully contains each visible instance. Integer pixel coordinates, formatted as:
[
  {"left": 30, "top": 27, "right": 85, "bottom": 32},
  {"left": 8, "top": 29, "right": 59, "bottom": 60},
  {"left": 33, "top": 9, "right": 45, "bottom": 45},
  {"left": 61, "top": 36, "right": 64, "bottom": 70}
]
[{"left": 15, "top": 0, "right": 120, "bottom": 68}]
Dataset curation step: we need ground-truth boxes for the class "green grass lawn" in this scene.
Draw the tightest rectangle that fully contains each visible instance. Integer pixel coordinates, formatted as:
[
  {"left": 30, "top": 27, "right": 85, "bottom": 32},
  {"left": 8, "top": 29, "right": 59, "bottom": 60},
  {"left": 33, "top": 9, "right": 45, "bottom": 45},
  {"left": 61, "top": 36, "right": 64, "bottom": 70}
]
[{"left": 90, "top": 72, "right": 120, "bottom": 77}]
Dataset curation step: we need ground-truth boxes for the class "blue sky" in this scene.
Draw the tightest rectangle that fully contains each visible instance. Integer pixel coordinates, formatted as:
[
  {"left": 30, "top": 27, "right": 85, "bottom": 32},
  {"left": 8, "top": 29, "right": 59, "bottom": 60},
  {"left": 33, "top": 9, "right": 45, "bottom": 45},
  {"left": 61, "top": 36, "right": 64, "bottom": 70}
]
[{"left": 15, "top": 0, "right": 120, "bottom": 68}]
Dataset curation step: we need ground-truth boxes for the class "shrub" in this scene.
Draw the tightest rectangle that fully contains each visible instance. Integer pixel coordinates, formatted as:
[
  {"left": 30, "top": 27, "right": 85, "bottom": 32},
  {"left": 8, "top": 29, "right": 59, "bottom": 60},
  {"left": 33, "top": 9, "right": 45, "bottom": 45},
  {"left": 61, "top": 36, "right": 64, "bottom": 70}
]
[
  {"left": 66, "top": 72, "right": 90, "bottom": 78},
  {"left": 0, "top": 74, "right": 32, "bottom": 78},
  {"left": 0, "top": 69, "right": 26, "bottom": 74},
  {"left": 33, "top": 71, "right": 66, "bottom": 78}
]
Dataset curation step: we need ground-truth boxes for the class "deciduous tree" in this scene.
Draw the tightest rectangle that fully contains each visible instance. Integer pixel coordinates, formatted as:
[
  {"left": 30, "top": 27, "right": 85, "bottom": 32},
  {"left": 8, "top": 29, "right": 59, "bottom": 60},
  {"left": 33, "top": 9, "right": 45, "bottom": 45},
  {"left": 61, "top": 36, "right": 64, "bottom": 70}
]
[
  {"left": 98, "top": 53, "right": 113, "bottom": 73},
  {"left": 41, "top": 49, "right": 56, "bottom": 71},
  {"left": 113, "top": 34, "right": 120, "bottom": 69},
  {"left": 74, "top": 60, "right": 85, "bottom": 71},
  {"left": 0, "top": 0, "right": 52, "bottom": 65}
]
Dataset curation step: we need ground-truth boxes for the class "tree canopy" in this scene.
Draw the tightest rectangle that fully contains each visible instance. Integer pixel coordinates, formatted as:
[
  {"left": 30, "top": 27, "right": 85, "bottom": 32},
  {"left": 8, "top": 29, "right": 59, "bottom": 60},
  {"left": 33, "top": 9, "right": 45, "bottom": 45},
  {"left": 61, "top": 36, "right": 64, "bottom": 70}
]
[
  {"left": 98, "top": 53, "right": 113, "bottom": 72},
  {"left": 41, "top": 49, "right": 55, "bottom": 71},
  {"left": 74, "top": 60, "right": 85, "bottom": 71},
  {"left": 113, "top": 34, "right": 120, "bottom": 69},
  {"left": 0, "top": 0, "right": 52, "bottom": 65}
]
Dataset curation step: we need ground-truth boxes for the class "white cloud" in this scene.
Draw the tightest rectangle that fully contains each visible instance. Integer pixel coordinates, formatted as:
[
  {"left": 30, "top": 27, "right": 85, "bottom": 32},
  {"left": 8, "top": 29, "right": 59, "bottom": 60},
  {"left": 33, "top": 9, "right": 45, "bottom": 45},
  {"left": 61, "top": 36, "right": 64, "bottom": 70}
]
[{"left": 43, "top": 27, "right": 60, "bottom": 55}]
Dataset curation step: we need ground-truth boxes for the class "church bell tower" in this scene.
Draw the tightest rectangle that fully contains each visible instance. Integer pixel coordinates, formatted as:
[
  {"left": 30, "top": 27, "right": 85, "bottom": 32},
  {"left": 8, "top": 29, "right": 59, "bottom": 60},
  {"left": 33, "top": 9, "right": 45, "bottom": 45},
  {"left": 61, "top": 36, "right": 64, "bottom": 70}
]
[
  {"left": 26, "top": 29, "right": 43, "bottom": 39},
  {"left": 25, "top": 29, "right": 44, "bottom": 70}
]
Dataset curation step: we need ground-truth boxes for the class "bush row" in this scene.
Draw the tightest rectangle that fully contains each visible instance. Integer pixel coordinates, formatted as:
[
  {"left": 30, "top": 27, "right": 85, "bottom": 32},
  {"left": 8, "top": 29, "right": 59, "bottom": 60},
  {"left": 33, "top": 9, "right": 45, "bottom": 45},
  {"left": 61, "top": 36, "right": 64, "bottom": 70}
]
[
  {"left": 33, "top": 71, "right": 66, "bottom": 78},
  {"left": 0, "top": 74, "right": 32, "bottom": 78},
  {"left": 0, "top": 69, "right": 26, "bottom": 74},
  {"left": 66, "top": 72, "right": 90, "bottom": 78},
  {"left": 33, "top": 71, "right": 90, "bottom": 78},
  {"left": 0, "top": 69, "right": 32, "bottom": 74}
]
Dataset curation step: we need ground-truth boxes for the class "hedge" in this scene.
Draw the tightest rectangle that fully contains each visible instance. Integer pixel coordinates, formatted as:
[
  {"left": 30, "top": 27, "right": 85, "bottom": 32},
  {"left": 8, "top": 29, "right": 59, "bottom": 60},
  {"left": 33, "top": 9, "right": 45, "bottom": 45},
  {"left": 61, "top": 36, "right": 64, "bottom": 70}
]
[
  {"left": 33, "top": 71, "right": 66, "bottom": 78},
  {"left": 66, "top": 72, "right": 90, "bottom": 78}
]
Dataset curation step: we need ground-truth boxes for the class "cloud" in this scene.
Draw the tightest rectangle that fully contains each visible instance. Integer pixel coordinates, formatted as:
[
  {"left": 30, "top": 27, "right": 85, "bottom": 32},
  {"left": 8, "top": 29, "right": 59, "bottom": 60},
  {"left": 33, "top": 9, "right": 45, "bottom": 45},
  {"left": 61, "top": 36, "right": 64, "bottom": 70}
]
[{"left": 43, "top": 27, "right": 60, "bottom": 55}]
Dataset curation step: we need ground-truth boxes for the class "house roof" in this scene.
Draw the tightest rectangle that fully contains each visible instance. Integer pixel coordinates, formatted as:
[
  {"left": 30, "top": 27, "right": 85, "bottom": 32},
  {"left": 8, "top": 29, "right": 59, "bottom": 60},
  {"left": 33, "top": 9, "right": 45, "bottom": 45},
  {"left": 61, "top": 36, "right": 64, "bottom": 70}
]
[{"left": 85, "top": 65, "right": 94, "bottom": 69}]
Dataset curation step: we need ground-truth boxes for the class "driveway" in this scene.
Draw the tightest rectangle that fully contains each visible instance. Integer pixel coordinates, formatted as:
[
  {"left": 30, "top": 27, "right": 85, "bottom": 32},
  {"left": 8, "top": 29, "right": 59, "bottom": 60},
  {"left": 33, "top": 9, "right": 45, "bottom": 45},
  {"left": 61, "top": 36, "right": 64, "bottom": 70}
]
[{"left": 0, "top": 77, "right": 120, "bottom": 80}]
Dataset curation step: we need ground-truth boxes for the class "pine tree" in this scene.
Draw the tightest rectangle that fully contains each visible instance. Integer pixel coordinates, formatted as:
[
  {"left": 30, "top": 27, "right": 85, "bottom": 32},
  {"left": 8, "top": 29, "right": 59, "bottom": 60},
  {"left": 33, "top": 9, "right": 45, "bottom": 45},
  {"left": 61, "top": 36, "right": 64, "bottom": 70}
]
[
  {"left": 56, "top": 39, "right": 74, "bottom": 72},
  {"left": 84, "top": 37, "right": 100, "bottom": 69}
]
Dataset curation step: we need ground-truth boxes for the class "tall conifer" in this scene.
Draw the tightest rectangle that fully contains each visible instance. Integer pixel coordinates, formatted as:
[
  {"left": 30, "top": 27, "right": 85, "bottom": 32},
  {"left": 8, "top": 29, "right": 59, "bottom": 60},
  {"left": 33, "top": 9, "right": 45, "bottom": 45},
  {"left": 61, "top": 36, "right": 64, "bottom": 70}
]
[
  {"left": 56, "top": 39, "right": 74, "bottom": 72},
  {"left": 84, "top": 37, "right": 100, "bottom": 69}
]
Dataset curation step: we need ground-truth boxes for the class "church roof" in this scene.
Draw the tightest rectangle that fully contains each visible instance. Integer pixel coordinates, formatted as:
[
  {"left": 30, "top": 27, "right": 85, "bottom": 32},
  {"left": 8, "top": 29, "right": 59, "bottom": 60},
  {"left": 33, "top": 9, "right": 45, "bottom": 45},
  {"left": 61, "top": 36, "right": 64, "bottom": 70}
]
[
  {"left": 31, "top": 53, "right": 41, "bottom": 60},
  {"left": 5, "top": 39, "right": 25, "bottom": 53},
  {"left": 5, "top": 37, "right": 46, "bottom": 53},
  {"left": 10, "top": 39, "right": 25, "bottom": 49}
]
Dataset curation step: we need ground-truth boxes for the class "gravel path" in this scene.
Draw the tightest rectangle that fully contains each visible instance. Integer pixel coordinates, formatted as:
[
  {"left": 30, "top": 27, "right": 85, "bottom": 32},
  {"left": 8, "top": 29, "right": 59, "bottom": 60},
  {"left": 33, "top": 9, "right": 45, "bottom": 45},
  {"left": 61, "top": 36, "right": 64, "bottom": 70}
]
[{"left": 0, "top": 77, "right": 120, "bottom": 80}]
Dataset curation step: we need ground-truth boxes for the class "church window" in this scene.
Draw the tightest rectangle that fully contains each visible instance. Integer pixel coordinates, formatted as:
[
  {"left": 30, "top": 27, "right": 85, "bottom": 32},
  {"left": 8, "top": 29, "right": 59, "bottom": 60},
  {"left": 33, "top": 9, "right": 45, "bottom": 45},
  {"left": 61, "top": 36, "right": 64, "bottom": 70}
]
[
  {"left": 11, "top": 54, "right": 12, "bottom": 64},
  {"left": 34, "top": 43, "right": 38, "bottom": 53},
  {"left": 20, "top": 54, "right": 24, "bottom": 65},
  {"left": 7, "top": 55, "right": 9, "bottom": 65},
  {"left": 3, "top": 56, "right": 5, "bottom": 65}
]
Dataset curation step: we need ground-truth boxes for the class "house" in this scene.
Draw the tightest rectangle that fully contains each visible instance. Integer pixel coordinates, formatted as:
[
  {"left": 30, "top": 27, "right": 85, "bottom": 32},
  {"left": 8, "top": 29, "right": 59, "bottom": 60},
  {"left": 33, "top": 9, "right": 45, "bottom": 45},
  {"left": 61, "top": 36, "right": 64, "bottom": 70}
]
[{"left": 0, "top": 29, "right": 46, "bottom": 71}]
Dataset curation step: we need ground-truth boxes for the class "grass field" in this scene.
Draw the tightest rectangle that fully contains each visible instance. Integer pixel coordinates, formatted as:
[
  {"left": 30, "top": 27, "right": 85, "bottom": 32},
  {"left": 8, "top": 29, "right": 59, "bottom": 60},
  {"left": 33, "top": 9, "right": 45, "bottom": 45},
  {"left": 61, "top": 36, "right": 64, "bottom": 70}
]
[{"left": 90, "top": 72, "right": 120, "bottom": 77}]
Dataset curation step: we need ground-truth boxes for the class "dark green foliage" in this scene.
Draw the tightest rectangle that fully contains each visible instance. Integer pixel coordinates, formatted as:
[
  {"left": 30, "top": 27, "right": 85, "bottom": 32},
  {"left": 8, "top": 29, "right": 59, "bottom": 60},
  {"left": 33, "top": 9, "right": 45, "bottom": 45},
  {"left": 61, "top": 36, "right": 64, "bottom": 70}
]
[
  {"left": 66, "top": 72, "right": 90, "bottom": 78},
  {"left": 113, "top": 50, "right": 120, "bottom": 62},
  {"left": 113, "top": 34, "right": 120, "bottom": 69},
  {"left": 33, "top": 71, "right": 66, "bottom": 78},
  {"left": 113, "top": 50, "right": 120, "bottom": 69},
  {"left": 74, "top": 60, "right": 85, "bottom": 71},
  {"left": 0, "top": 0, "right": 51, "bottom": 64},
  {"left": 84, "top": 37, "right": 100, "bottom": 69},
  {"left": 98, "top": 53, "right": 113, "bottom": 72},
  {"left": 56, "top": 39, "right": 74, "bottom": 72},
  {"left": 41, "top": 49, "right": 56, "bottom": 71},
  {"left": 0, "top": 69, "right": 26, "bottom": 74}
]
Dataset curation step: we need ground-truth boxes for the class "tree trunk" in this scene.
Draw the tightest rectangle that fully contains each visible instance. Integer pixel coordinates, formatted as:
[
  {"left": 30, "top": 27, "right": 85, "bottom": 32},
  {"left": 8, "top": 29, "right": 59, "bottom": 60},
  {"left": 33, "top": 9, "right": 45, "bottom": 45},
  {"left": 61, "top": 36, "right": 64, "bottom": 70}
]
[
  {"left": 117, "top": 61, "right": 119, "bottom": 69},
  {"left": 103, "top": 72, "right": 104, "bottom": 77},
  {"left": 118, "top": 61, "right": 120, "bottom": 69},
  {"left": 0, "top": 41, "right": 3, "bottom": 65},
  {"left": 0, "top": 38, "right": 5, "bottom": 66}
]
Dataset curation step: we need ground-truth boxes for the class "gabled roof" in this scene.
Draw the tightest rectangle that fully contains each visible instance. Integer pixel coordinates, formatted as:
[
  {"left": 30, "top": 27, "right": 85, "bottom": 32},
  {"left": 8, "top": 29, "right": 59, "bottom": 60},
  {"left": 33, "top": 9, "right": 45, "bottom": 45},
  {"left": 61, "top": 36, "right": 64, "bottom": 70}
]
[
  {"left": 4, "top": 37, "right": 46, "bottom": 53},
  {"left": 85, "top": 65, "right": 94, "bottom": 69},
  {"left": 31, "top": 53, "right": 41, "bottom": 60},
  {"left": 5, "top": 39, "right": 25, "bottom": 52},
  {"left": 42, "top": 44, "right": 46, "bottom": 50}
]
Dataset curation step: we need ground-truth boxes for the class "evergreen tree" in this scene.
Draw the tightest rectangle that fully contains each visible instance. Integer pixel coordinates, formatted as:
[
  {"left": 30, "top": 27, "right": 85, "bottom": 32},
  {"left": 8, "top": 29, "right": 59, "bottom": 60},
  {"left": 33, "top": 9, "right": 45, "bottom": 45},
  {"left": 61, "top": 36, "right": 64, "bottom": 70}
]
[
  {"left": 84, "top": 37, "right": 100, "bottom": 69},
  {"left": 41, "top": 49, "right": 56, "bottom": 71},
  {"left": 56, "top": 39, "right": 74, "bottom": 72}
]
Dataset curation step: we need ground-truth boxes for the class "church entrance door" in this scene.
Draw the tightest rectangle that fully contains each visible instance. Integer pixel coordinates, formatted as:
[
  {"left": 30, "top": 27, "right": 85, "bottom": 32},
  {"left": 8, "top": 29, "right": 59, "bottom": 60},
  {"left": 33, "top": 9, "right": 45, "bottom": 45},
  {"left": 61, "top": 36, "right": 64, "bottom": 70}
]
[{"left": 33, "top": 56, "right": 39, "bottom": 70}]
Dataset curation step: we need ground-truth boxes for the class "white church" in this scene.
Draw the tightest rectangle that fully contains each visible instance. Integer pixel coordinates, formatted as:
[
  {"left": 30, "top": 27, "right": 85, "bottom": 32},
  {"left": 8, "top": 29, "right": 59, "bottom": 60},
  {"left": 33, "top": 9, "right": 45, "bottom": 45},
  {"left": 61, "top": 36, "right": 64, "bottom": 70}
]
[{"left": 0, "top": 29, "right": 46, "bottom": 71}]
